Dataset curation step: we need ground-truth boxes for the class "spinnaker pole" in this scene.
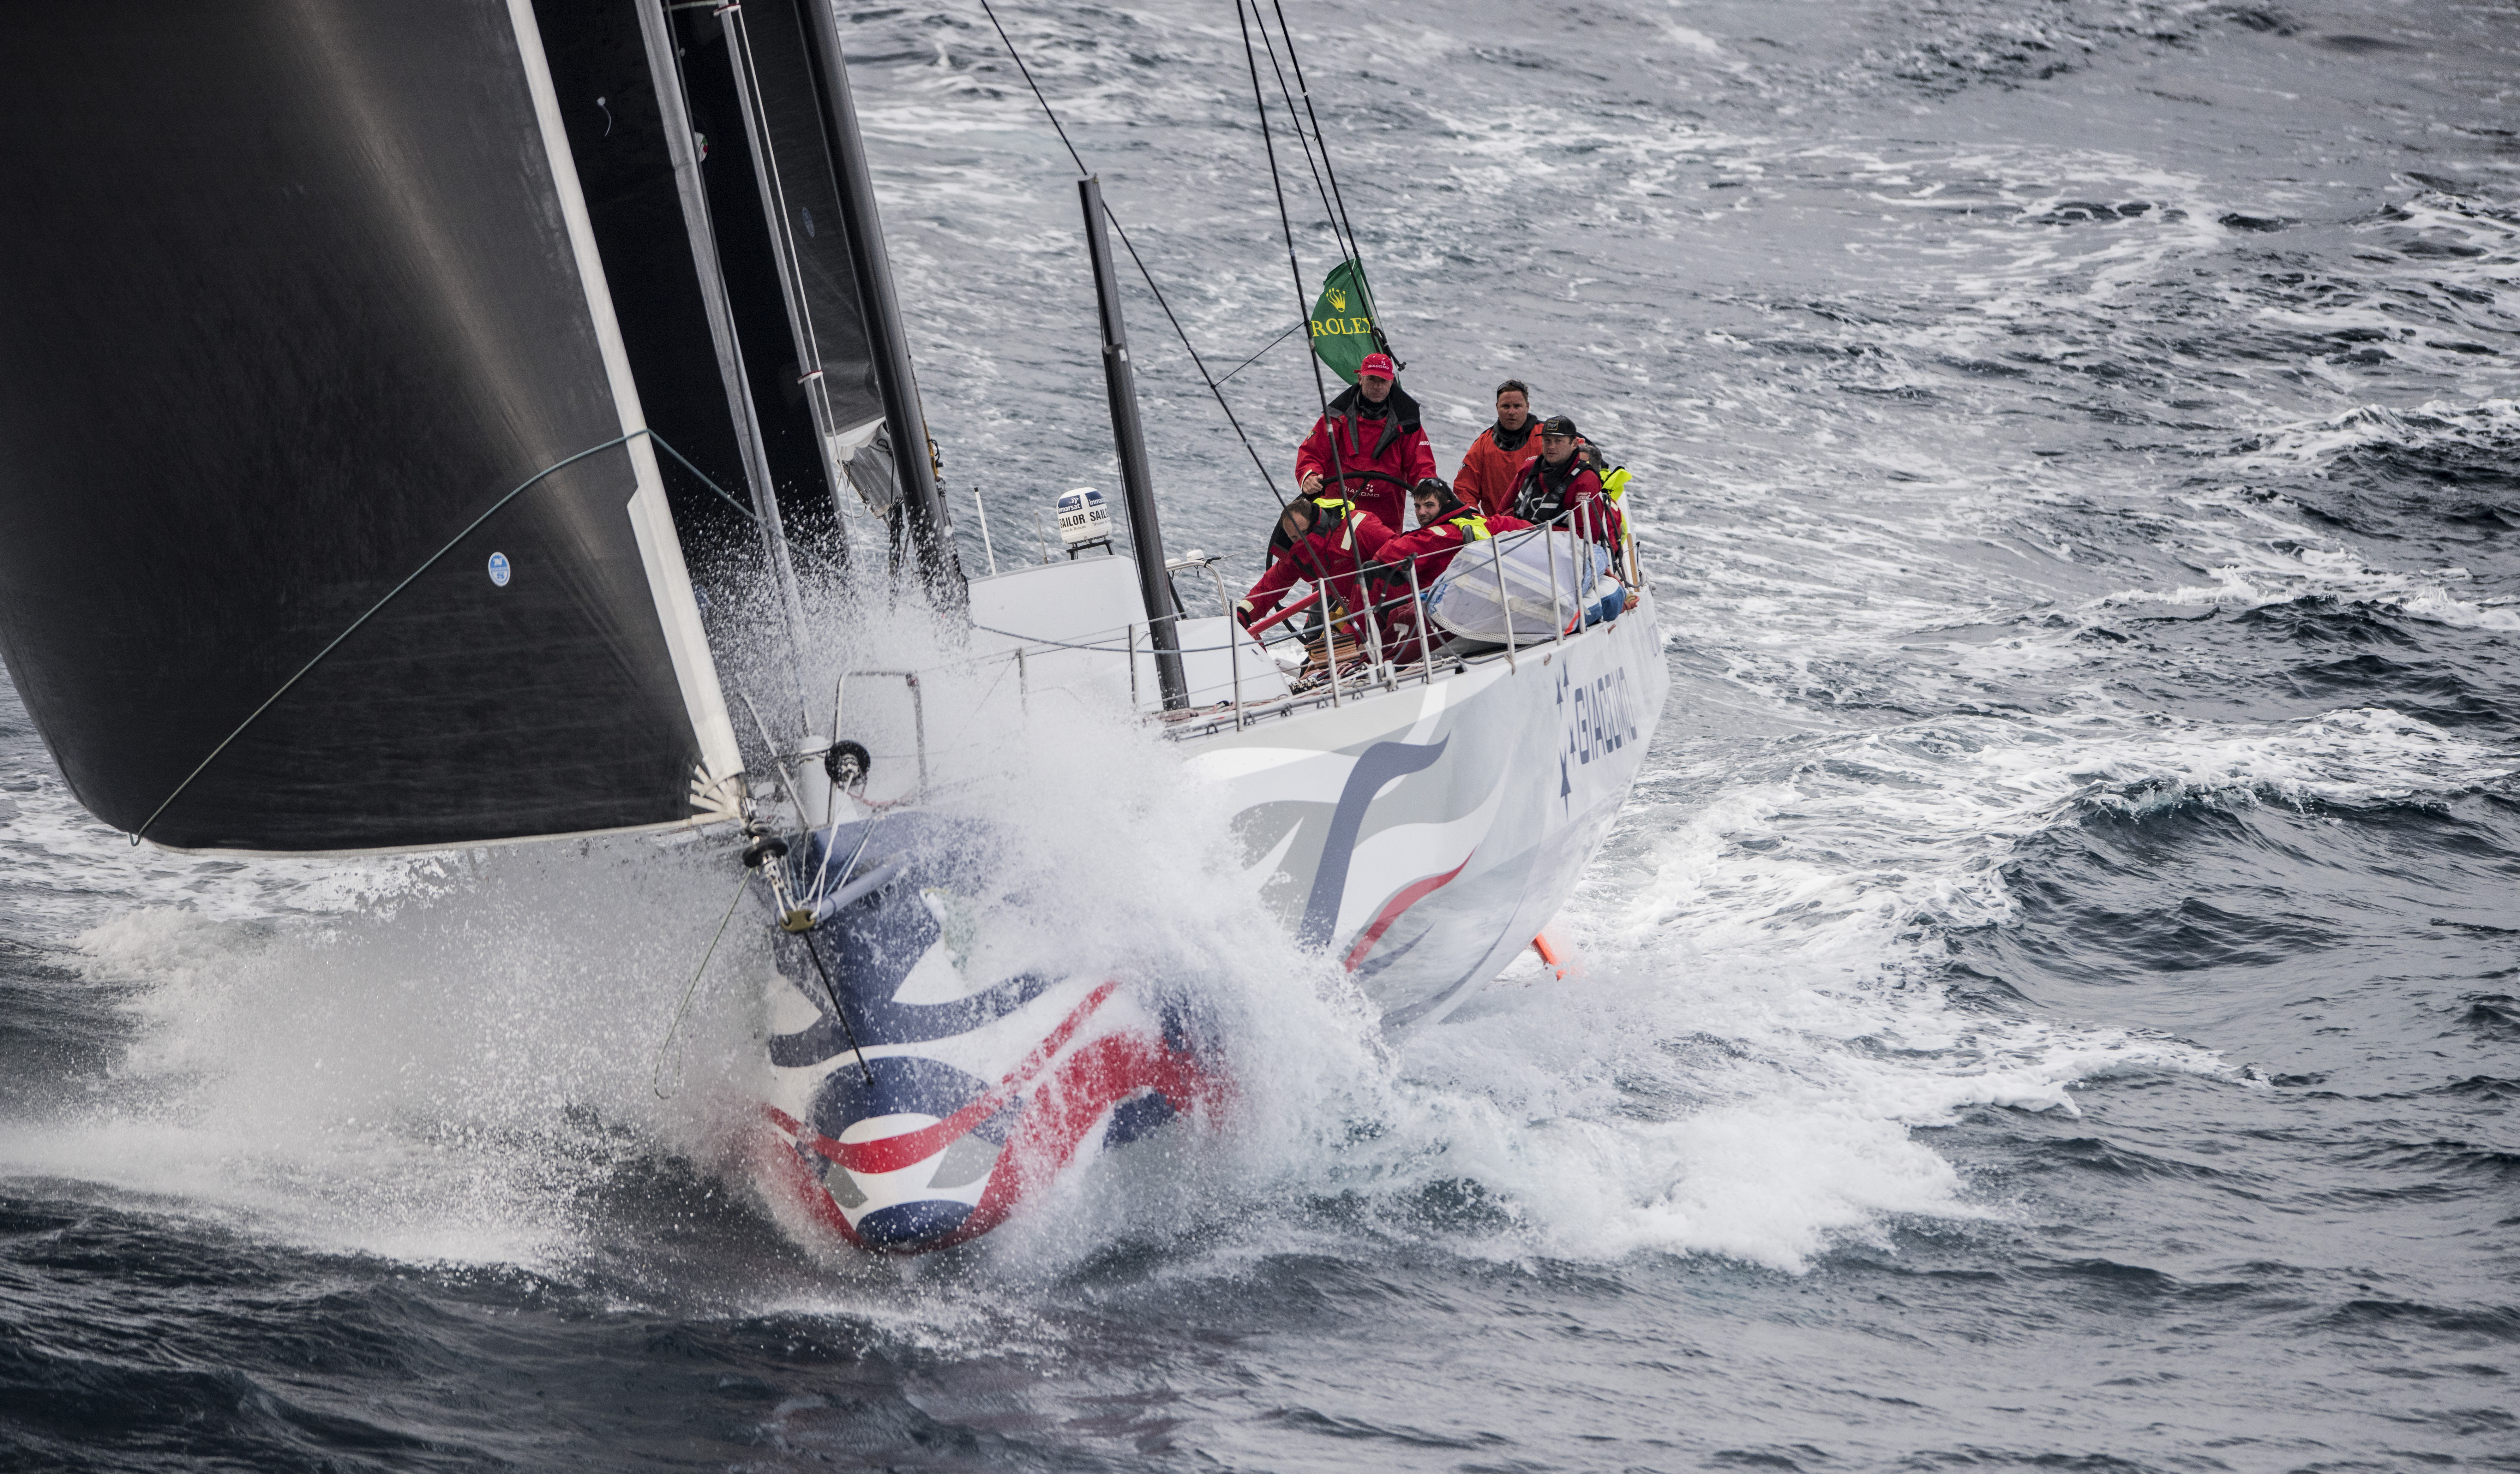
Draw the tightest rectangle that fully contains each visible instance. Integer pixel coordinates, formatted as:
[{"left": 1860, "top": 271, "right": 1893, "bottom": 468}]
[
  {"left": 799, "top": 0, "right": 966, "bottom": 609},
  {"left": 1078, "top": 175, "right": 1188, "bottom": 710}
]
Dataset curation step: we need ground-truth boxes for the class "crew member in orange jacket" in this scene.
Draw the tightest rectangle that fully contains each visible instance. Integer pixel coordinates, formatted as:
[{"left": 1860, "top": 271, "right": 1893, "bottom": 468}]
[
  {"left": 1452, "top": 379, "right": 1543, "bottom": 517},
  {"left": 1235, "top": 490, "right": 1396, "bottom": 646},
  {"left": 1294, "top": 352, "right": 1435, "bottom": 531}
]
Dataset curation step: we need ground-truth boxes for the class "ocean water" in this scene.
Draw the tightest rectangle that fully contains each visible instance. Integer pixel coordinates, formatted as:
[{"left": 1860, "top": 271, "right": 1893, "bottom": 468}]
[{"left": 5, "top": 0, "right": 2517, "bottom": 1469}]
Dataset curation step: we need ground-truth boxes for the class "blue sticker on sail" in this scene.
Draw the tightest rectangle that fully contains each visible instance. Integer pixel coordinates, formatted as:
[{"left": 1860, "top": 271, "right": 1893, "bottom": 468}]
[{"left": 487, "top": 552, "right": 510, "bottom": 587}]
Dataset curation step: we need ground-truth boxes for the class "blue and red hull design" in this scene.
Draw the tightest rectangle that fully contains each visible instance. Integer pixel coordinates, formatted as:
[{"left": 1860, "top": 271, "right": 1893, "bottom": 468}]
[
  {"left": 750, "top": 818, "right": 1223, "bottom": 1254},
  {"left": 751, "top": 588, "right": 1668, "bottom": 1254}
]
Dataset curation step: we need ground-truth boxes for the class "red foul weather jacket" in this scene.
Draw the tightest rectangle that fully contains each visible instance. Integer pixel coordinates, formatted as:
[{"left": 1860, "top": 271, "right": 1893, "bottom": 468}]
[
  {"left": 1507, "top": 452, "right": 1625, "bottom": 549},
  {"left": 1451, "top": 420, "right": 1544, "bottom": 518},
  {"left": 1376, "top": 501, "right": 1532, "bottom": 590},
  {"left": 1294, "top": 382, "right": 1438, "bottom": 530},
  {"left": 1237, "top": 500, "right": 1396, "bottom": 632}
]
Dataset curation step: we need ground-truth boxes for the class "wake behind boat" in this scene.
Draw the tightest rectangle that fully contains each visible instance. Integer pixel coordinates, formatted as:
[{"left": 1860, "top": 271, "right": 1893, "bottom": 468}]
[{"left": 0, "top": 0, "right": 1669, "bottom": 1257}]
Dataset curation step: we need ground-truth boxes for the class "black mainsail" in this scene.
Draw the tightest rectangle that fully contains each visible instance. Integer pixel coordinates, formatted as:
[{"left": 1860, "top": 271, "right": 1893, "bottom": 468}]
[
  {"left": 0, "top": 0, "right": 969, "bottom": 853},
  {"left": 0, "top": 0, "right": 745, "bottom": 853}
]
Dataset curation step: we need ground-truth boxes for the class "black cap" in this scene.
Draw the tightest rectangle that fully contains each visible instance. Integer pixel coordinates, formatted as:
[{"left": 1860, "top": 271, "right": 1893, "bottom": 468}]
[
  {"left": 1414, "top": 477, "right": 1451, "bottom": 497},
  {"left": 1541, "top": 414, "right": 1580, "bottom": 439}
]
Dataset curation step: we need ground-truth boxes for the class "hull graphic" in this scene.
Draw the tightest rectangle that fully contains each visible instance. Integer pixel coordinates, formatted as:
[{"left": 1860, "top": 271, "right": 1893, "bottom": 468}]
[
  {"left": 756, "top": 593, "right": 1667, "bottom": 1252},
  {"left": 1186, "top": 590, "right": 1668, "bottom": 1026},
  {"left": 753, "top": 817, "right": 1223, "bottom": 1253}
]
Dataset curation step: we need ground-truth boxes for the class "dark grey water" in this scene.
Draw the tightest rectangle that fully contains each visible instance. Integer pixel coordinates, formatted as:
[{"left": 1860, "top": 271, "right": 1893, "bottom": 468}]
[{"left": 5, "top": 1, "right": 2517, "bottom": 1469}]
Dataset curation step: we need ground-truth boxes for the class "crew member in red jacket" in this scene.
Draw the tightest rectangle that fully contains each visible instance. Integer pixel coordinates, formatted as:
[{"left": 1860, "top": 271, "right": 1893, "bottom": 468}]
[
  {"left": 1376, "top": 479, "right": 1531, "bottom": 661},
  {"left": 1235, "top": 490, "right": 1395, "bottom": 646},
  {"left": 1452, "top": 379, "right": 1543, "bottom": 517},
  {"left": 1381, "top": 479, "right": 1530, "bottom": 590},
  {"left": 1508, "top": 415, "right": 1625, "bottom": 549},
  {"left": 1295, "top": 352, "right": 1435, "bottom": 531}
]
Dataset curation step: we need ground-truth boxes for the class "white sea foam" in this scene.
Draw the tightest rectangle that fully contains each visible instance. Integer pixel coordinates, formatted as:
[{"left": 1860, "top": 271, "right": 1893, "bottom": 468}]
[
  {"left": 5, "top": 650, "right": 2210, "bottom": 1281},
  {"left": 0, "top": 598, "right": 1354, "bottom": 1285},
  {"left": 1, "top": 846, "right": 748, "bottom": 1267},
  {"left": 1300, "top": 687, "right": 2506, "bottom": 1272}
]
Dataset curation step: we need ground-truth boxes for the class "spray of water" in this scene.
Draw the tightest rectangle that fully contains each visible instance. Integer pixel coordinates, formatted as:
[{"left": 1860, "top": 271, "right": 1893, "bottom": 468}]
[{"left": 22, "top": 545, "right": 2455, "bottom": 1291}]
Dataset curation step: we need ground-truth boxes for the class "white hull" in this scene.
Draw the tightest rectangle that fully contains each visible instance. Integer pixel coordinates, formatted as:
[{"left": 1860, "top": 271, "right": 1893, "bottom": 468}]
[
  {"left": 1182, "top": 588, "right": 1668, "bottom": 1026},
  {"left": 749, "top": 565, "right": 1667, "bottom": 1252}
]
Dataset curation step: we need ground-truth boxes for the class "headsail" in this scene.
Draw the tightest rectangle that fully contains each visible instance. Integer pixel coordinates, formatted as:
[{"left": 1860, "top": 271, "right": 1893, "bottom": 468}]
[
  {"left": 717, "top": 0, "right": 897, "bottom": 514},
  {"left": 0, "top": 0, "right": 742, "bottom": 853},
  {"left": 664, "top": 0, "right": 960, "bottom": 596}
]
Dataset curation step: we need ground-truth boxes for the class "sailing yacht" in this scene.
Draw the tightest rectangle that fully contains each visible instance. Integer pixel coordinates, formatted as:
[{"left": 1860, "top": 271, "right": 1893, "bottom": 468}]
[{"left": 0, "top": 0, "right": 1666, "bottom": 1256}]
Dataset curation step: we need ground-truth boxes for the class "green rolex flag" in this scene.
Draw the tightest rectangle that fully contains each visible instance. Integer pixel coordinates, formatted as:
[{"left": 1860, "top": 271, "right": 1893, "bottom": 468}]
[{"left": 1308, "top": 259, "right": 1387, "bottom": 384}]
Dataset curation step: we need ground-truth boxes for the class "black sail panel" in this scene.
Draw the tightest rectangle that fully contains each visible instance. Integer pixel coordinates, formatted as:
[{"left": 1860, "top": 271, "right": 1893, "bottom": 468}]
[
  {"left": 0, "top": 0, "right": 739, "bottom": 852},
  {"left": 721, "top": 0, "right": 898, "bottom": 509},
  {"left": 534, "top": 0, "right": 770, "bottom": 586}
]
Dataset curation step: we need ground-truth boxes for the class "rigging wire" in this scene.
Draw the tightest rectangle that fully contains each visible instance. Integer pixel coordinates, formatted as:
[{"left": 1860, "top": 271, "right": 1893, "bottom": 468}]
[
  {"left": 1253, "top": 3, "right": 1388, "bottom": 361},
  {"left": 1212, "top": 317, "right": 1309, "bottom": 387},
  {"left": 1267, "top": 0, "right": 1383, "bottom": 346},
  {"left": 1237, "top": 0, "right": 1390, "bottom": 676},
  {"left": 976, "top": 0, "right": 1288, "bottom": 510},
  {"left": 725, "top": 5, "right": 853, "bottom": 493},
  {"left": 1236, "top": 0, "right": 1328, "bottom": 417},
  {"left": 652, "top": 867, "right": 755, "bottom": 1099},
  {"left": 1250, "top": 6, "right": 1347, "bottom": 268}
]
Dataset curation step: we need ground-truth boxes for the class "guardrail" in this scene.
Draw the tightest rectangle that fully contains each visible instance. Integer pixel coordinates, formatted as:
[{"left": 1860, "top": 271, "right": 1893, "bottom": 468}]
[{"left": 761, "top": 487, "right": 1644, "bottom": 777}]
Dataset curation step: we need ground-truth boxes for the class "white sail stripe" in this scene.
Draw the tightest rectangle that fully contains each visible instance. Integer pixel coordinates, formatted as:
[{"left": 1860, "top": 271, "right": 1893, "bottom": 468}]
[{"left": 506, "top": 0, "right": 745, "bottom": 794}]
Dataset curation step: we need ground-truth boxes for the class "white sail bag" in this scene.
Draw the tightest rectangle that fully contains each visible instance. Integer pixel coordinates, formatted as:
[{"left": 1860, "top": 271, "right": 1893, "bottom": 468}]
[{"left": 1425, "top": 528, "right": 1618, "bottom": 643}]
